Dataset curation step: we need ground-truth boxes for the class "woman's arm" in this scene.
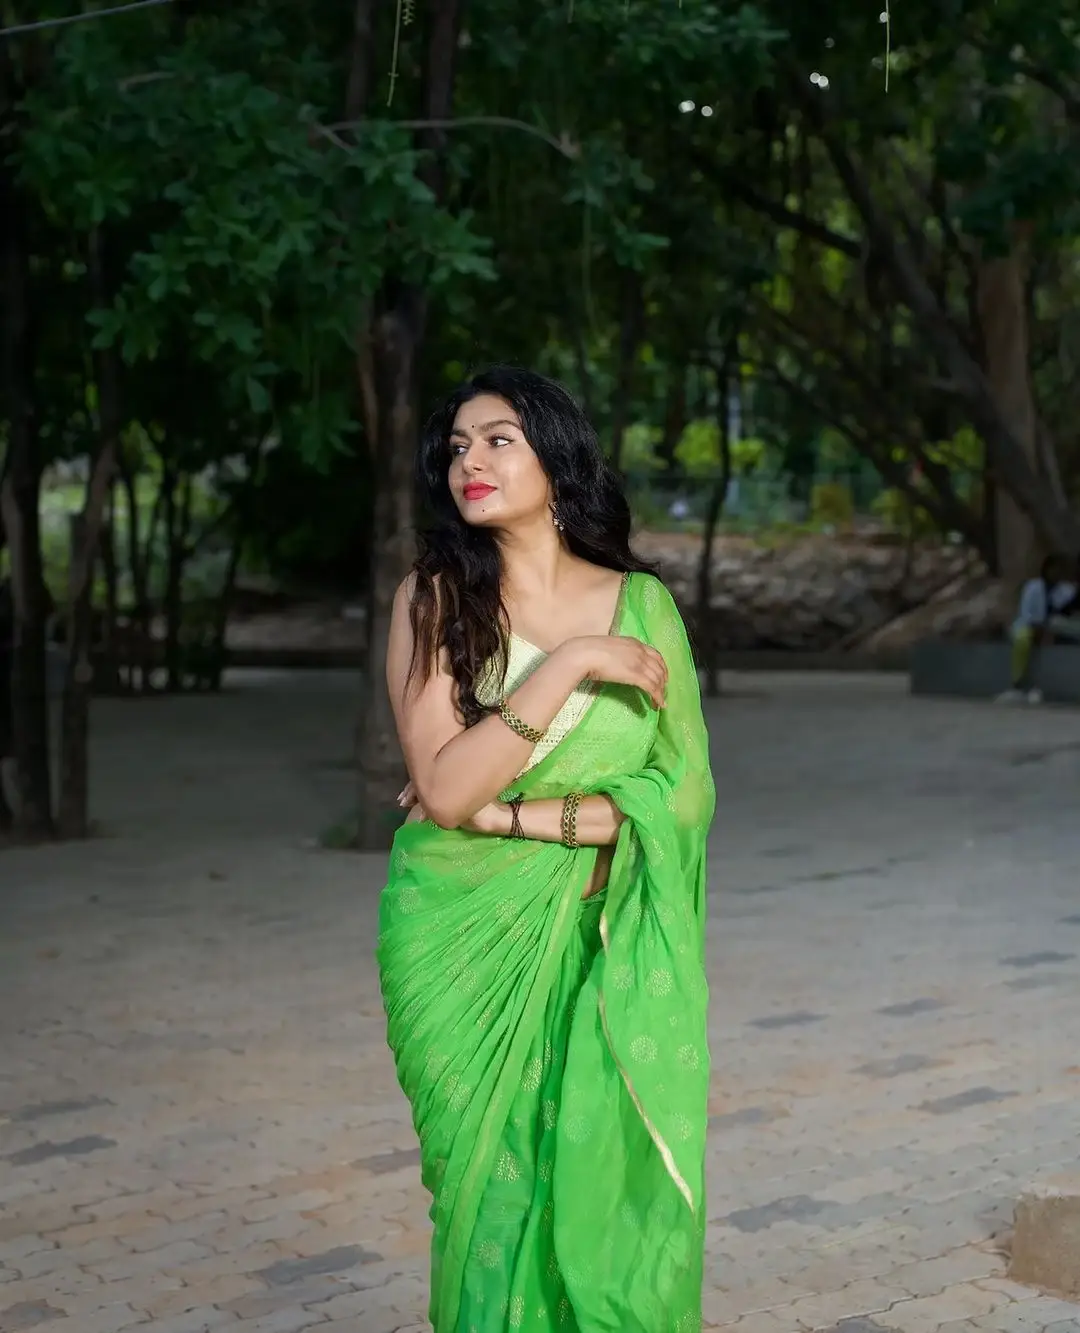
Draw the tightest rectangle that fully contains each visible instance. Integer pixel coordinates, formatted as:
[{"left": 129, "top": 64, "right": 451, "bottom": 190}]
[
  {"left": 387, "top": 578, "right": 595, "bottom": 830},
  {"left": 468, "top": 795, "right": 624, "bottom": 846}
]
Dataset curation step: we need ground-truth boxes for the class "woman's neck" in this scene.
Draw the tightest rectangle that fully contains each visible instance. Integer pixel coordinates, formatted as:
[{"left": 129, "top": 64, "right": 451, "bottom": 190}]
[{"left": 496, "top": 520, "right": 572, "bottom": 598}]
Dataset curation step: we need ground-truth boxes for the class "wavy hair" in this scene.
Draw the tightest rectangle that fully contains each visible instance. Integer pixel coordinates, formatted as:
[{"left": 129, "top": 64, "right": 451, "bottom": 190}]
[{"left": 408, "top": 365, "right": 655, "bottom": 726}]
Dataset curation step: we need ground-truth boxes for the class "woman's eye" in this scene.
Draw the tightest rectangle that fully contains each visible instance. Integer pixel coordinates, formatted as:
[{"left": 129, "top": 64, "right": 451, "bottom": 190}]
[
  {"left": 490, "top": 435, "right": 512, "bottom": 447},
  {"left": 450, "top": 444, "right": 466, "bottom": 457}
]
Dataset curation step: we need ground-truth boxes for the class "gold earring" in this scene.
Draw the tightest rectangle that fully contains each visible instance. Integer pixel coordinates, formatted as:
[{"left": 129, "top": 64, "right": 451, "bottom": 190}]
[{"left": 551, "top": 502, "right": 564, "bottom": 531}]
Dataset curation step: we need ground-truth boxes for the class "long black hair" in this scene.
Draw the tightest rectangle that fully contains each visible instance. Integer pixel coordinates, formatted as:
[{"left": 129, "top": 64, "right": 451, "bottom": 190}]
[{"left": 408, "top": 365, "right": 655, "bottom": 726}]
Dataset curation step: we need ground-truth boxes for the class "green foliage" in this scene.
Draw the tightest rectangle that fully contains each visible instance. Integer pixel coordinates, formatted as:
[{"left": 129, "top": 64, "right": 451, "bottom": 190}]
[
  {"left": 871, "top": 488, "right": 940, "bottom": 537},
  {"left": 675, "top": 420, "right": 719, "bottom": 477},
  {"left": 17, "top": 12, "right": 491, "bottom": 468},
  {"left": 673, "top": 421, "right": 772, "bottom": 478},
  {"left": 9, "top": 0, "right": 1080, "bottom": 605},
  {"left": 241, "top": 445, "right": 372, "bottom": 586},
  {"left": 809, "top": 480, "right": 856, "bottom": 528},
  {"left": 620, "top": 424, "right": 662, "bottom": 473}
]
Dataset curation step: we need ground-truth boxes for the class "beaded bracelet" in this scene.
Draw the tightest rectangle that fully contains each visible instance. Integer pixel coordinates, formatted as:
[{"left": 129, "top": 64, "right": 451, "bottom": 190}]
[
  {"left": 498, "top": 702, "right": 546, "bottom": 745},
  {"left": 560, "top": 791, "right": 583, "bottom": 849}
]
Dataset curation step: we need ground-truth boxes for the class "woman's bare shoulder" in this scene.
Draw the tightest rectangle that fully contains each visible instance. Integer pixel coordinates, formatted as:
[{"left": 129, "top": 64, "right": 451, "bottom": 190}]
[
  {"left": 394, "top": 569, "right": 445, "bottom": 611},
  {"left": 571, "top": 559, "right": 634, "bottom": 598}
]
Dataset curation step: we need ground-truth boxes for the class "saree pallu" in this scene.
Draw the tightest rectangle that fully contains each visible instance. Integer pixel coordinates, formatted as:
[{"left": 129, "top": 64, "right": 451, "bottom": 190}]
[{"left": 378, "top": 573, "right": 715, "bottom": 1332}]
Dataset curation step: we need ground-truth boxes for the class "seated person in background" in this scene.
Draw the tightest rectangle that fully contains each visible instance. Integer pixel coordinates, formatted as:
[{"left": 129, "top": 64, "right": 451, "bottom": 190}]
[{"left": 998, "top": 554, "right": 1080, "bottom": 704}]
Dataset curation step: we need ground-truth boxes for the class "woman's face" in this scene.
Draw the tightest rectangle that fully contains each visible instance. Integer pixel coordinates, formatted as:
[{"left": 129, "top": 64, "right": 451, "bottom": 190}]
[{"left": 447, "top": 394, "right": 551, "bottom": 529}]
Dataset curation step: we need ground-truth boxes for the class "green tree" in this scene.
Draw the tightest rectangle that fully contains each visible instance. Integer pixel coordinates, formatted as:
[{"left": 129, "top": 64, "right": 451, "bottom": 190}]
[
  {"left": 5, "top": 0, "right": 1080, "bottom": 847},
  {"left": 3, "top": 0, "right": 486, "bottom": 839},
  {"left": 686, "top": 0, "right": 1080, "bottom": 573}
]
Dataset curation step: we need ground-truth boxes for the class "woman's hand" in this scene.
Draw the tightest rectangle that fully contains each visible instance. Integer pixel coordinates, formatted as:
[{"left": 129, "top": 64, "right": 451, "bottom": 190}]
[
  {"left": 398, "top": 780, "right": 429, "bottom": 825},
  {"left": 561, "top": 635, "right": 668, "bottom": 709}
]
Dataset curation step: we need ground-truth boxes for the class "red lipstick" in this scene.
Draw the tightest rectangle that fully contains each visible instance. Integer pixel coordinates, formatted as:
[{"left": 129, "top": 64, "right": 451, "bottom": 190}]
[{"left": 463, "top": 483, "right": 496, "bottom": 501}]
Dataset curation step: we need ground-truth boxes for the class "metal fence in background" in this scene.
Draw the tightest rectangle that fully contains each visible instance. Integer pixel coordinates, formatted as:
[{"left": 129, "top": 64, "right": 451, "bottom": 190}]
[{"left": 623, "top": 469, "right": 980, "bottom": 537}]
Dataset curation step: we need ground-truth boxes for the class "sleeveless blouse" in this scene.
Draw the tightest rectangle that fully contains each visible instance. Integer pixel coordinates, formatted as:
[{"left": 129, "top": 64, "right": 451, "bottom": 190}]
[{"left": 475, "top": 634, "right": 601, "bottom": 779}]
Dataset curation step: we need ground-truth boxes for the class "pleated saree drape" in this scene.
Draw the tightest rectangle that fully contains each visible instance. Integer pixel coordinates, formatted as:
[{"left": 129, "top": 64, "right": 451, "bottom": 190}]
[{"left": 378, "top": 573, "right": 715, "bottom": 1332}]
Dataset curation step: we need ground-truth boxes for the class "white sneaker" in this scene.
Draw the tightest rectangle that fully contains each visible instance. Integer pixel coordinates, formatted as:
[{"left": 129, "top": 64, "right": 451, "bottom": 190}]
[
  {"left": 996, "top": 688, "right": 1026, "bottom": 704},
  {"left": 1026, "top": 687, "right": 1044, "bottom": 705}
]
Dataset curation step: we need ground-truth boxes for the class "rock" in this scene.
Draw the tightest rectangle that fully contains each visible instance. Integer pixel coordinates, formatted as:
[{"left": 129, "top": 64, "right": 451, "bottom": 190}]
[
  {"left": 636, "top": 530, "right": 984, "bottom": 653},
  {"left": 859, "top": 577, "right": 1002, "bottom": 655},
  {"left": 1009, "top": 1175, "right": 1080, "bottom": 1298},
  {"left": 222, "top": 529, "right": 995, "bottom": 658}
]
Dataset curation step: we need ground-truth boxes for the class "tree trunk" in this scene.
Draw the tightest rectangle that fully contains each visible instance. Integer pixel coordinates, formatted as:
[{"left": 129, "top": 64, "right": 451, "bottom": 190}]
[
  {"left": 571, "top": 324, "right": 595, "bottom": 421},
  {"left": 117, "top": 438, "right": 152, "bottom": 690},
  {"left": 354, "top": 299, "right": 424, "bottom": 848},
  {"left": 696, "top": 352, "right": 735, "bottom": 698},
  {"left": 206, "top": 532, "right": 244, "bottom": 692},
  {"left": 976, "top": 234, "right": 1039, "bottom": 600},
  {"left": 657, "top": 369, "right": 688, "bottom": 472},
  {"left": 806, "top": 104, "right": 1080, "bottom": 556},
  {"left": 352, "top": 0, "right": 464, "bottom": 851},
  {"left": 344, "top": 0, "right": 379, "bottom": 123},
  {"left": 609, "top": 270, "right": 643, "bottom": 473},
  {"left": 0, "top": 567, "right": 12, "bottom": 831},
  {"left": 161, "top": 465, "right": 190, "bottom": 692},
  {"left": 0, "top": 479, "right": 52, "bottom": 838},
  {"left": 0, "top": 152, "right": 52, "bottom": 838},
  {"left": 98, "top": 508, "right": 120, "bottom": 692},
  {"left": 58, "top": 232, "right": 120, "bottom": 838},
  {"left": 56, "top": 516, "right": 99, "bottom": 839}
]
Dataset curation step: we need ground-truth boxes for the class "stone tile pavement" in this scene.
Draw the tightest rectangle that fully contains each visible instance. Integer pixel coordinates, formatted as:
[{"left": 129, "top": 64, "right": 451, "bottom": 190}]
[{"left": 2, "top": 671, "right": 1080, "bottom": 1332}]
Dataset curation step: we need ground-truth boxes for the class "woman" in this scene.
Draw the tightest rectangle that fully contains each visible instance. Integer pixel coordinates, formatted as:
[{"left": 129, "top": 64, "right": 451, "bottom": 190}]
[{"left": 378, "top": 367, "right": 715, "bottom": 1333}]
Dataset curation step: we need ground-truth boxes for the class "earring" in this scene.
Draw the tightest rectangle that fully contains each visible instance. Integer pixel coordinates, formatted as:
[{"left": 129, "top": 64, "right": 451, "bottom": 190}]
[{"left": 550, "top": 501, "right": 564, "bottom": 531}]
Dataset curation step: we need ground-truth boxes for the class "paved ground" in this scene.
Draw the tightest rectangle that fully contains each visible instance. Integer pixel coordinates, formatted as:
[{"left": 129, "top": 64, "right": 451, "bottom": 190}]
[{"left": 2, "top": 671, "right": 1080, "bottom": 1333}]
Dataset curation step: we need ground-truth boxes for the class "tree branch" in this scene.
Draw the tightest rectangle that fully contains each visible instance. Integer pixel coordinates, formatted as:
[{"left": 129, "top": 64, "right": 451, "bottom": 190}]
[
  {"left": 754, "top": 294, "right": 987, "bottom": 547},
  {"left": 753, "top": 291, "right": 926, "bottom": 430},
  {"left": 690, "top": 150, "right": 861, "bottom": 258},
  {"left": 980, "top": 48, "right": 1080, "bottom": 125},
  {"left": 0, "top": 0, "right": 172, "bottom": 40},
  {"left": 322, "top": 115, "right": 579, "bottom": 159},
  {"left": 762, "top": 358, "right": 988, "bottom": 556},
  {"left": 344, "top": 0, "right": 380, "bottom": 124},
  {"left": 792, "top": 80, "right": 1080, "bottom": 554}
]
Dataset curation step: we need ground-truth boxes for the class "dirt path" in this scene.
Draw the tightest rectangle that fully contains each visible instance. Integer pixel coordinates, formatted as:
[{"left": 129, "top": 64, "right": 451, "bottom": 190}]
[{"left": 2, "top": 673, "right": 1079, "bottom": 1331}]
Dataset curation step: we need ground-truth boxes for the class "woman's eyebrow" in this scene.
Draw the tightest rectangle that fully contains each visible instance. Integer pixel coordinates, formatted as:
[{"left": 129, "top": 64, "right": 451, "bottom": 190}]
[{"left": 449, "top": 418, "right": 520, "bottom": 439}]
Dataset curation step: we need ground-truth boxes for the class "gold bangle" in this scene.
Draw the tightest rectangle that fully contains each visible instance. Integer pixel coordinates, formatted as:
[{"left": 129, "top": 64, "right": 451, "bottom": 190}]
[
  {"left": 561, "top": 791, "right": 583, "bottom": 849},
  {"left": 498, "top": 703, "right": 546, "bottom": 745}
]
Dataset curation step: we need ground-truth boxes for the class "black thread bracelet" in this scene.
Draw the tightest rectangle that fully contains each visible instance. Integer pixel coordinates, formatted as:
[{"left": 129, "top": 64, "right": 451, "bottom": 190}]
[{"left": 507, "top": 793, "right": 526, "bottom": 840}]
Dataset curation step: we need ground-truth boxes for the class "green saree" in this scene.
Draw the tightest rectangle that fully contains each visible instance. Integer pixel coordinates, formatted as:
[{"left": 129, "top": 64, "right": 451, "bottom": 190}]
[{"left": 378, "top": 572, "right": 715, "bottom": 1332}]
